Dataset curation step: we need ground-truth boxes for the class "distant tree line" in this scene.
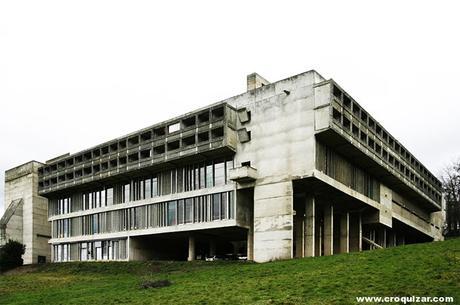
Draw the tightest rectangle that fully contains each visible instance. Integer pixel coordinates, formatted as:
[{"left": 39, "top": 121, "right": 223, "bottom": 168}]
[{"left": 441, "top": 160, "right": 460, "bottom": 237}]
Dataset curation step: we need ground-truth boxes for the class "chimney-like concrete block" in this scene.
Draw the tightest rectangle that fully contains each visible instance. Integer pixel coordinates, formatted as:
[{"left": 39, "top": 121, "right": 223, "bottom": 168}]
[{"left": 247, "top": 73, "right": 270, "bottom": 91}]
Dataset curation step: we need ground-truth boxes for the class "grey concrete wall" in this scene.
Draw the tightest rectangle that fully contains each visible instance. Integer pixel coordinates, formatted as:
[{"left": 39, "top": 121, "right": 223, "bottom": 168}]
[
  {"left": 4, "top": 161, "right": 51, "bottom": 264},
  {"left": 225, "top": 71, "right": 324, "bottom": 262}
]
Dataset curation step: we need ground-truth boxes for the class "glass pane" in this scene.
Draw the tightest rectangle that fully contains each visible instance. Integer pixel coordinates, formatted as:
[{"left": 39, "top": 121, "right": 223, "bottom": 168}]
[
  {"left": 206, "top": 164, "right": 213, "bottom": 188},
  {"left": 161, "top": 171, "right": 171, "bottom": 195},
  {"left": 139, "top": 180, "right": 144, "bottom": 200},
  {"left": 101, "top": 190, "right": 106, "bottom": 206},
  {"left": 178, "top": 200, "right": 184, "bottom": 224},
  {"left": 194, "top": 166, "right": 200, "bottom": 190},
  {"left": 200, "top": 165, "right": 205, "bottom": 189},
  {"left": 168, "top": 122, "right": 180, "bottom": 133},
  {"left": 212, "top": 194, "right": 220, "bottom": 220},
  {"left": 123, "top": 184, "right": 130, "bottom": 203},
  {"left": 185, "top": 198, "right": 193, "bottom": 223},
  {"left": 221, "top": 193, "right": 227, "bottom": 219},
  {"left": 152, "top": 177, "right": 158, "bottom": 197},
  {"left": 177, "top": 168, "right": 184, "bottom": 193},
  {"left": 214, "top": 161, "right": 225, "bottom": 186},
  {"left": 168, "top": 201, "right": 177, "bottom": 226},
  {"left": 106, "top": 188, "right": 114, "bottom": 205},
  {"left": 145, "top": 179, "right": 152, "bottom": 199}
]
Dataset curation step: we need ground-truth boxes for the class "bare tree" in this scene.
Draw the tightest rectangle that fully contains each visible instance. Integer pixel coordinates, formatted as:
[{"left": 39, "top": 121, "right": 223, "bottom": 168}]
[{"left": 440, "top": 160, "right": 460, "bottom": 237}]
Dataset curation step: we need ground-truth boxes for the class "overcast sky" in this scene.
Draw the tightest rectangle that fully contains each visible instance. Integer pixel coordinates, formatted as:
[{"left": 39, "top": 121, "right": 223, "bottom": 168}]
[{"left": 1, "top": 1, "right": 459, "bottom": 213}]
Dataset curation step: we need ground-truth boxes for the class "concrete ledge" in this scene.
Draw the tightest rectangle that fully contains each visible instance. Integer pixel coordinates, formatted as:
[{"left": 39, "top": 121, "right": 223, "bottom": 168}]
[{"left": 229, "top": 166, "right": 258, "bottom": 183}]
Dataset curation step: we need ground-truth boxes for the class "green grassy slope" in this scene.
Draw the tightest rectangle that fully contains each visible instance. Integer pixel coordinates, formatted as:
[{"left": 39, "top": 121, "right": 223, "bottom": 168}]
[{"left": 0, "top": 238, "right": 459, "bottom": 305}]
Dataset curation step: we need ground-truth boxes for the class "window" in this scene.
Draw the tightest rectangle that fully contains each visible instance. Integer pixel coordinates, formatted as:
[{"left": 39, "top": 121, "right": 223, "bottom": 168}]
[
  {"left": 81, "top": 243, "right": 87, "bottom": 261},
  {"left": 168, "top": 122, "right": 180, "bottom": 134},
  {"left": 212, "top": 194, "right": 221, "bottom": 220},
  {"left": 178, "top": 200, "right": 184, "bottom": 224},
  {"left": 206, "top": 164, "right": 214, "bottom": 188},
  {"left": 152, "top": 177, "right": 158, "bottom": 197},
  {"left": 214, "top": 161, "right": 225, "bottom": 186},
  {"left": 200, "top": 165, "right": 206, "bottom": 189},
  {"left": 161, "top": 171, "right": 172, "bottom": 195},
  {"left": 95, "top": 191, "right": 100, "bottom": 208},
  {"left": 194, "top": 166, "right": 200, "bottom": 190},
  {"left": 221, "top": 193, "right": 227, "bottom": 219},
  {"left": 194, "top": 197, "right": 201, "bottom": 222},
  {"left": 144, "top": 179, "right": 152, "bottom": 199},
  {"left": 168, "top": 201, "right": 177, "bottom": 226},
  {"left": 177, "top": 168, "right": 184, "bottom": 193},
  {"left": 88, "top": 193, "right": 93, "bottom": 209},
  {"left": 106, "top": 188, "right": 113, "bottom": 206},
  {"left": 185, "top": 198, "right": 193, "bottom": 223},
  {"left": 123, "top": 184, "right": 130, "bottom": 203},
  {"left": 95, "top": 241, "right": 102, "bottom": 260}
]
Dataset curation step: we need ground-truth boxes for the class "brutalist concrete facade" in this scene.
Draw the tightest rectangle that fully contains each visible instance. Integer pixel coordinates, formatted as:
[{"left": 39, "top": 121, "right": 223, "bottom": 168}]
[
  {"left": 1, "top": 162, "right": 51, "bottom": 264},
  {"left": 2, "top": 70, "right": 444, "bottom": 263}
]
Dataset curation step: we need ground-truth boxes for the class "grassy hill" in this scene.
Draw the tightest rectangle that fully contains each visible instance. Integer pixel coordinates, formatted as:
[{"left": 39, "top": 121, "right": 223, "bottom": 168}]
[{"left": 0, "top": 238, "right": 459, "bottom": 305}]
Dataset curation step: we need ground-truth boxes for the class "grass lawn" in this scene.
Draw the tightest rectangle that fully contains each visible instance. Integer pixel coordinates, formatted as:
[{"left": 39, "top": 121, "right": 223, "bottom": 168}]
[{"left": 0, "top": 238, "right": 459, "bottom": 305}]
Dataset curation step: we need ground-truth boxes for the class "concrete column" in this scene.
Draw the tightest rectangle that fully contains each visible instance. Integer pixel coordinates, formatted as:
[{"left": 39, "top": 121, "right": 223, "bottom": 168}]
[
  {"left": 315, "top": 210, "right": 322, "bottom": 256},
  {"left": 127, "top": 236, "right": 131, "bottom": 261},
  {"left": 340, "top": 213, "right": 349, "bottom": 253},
  {"left": 253, "top": 181, "right": 293, "bottom": 262},
  {"left": 304, "top": 196, "right": 315, "bottom": 257},
  {"left": 323, "top": 204, "right": 334, "bottom": 256},
  {"left": 187, "top": 235, "right": 195, "bottom": 261},
  {"left": 209, "top": 240, "right": 216, "bottom": 256},
  {"left": 247, "top": 226, "right": 254, "bottom": 260},
  {"left": 349, "top": 213, "right": 362, "bottom": 252},
  {"left": 294, "top": 214, "right": 303, "bottom": 258}
]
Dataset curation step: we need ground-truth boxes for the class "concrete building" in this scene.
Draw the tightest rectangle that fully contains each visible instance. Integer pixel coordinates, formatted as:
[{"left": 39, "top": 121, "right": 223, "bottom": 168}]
[
  {"left": 2, "top": 70, "right": 444, "bottom": 263},
  {"left": 0, "top": 162, "right": 51, "bottom": 264}
]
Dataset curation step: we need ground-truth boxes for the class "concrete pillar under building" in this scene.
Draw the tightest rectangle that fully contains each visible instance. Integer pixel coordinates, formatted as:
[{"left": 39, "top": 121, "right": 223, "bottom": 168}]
[
  {"left": 323, "top": 204, "right": 334, "bottom": 256},
  {"left": 294, "top": 213, "right": 304, "bottom": 258},
  {"left": 340, "top": 213, "right": 349, "bottom": 253},
  {"left": 315, "top": 206, "right": 322, "bottom": 256},
  {"left": 247, "top": 226, "right": 254, "bottom": 260},
  {"left": 187, "top": 235, "right": 195, "bottom": 261},
  {"left": 304, "top": 196, "right": 315, "bottom": 257}
]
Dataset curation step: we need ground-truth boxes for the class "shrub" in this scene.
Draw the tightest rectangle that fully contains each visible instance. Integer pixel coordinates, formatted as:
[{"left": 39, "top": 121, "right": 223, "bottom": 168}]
[{"left": 0, "top": 239, "right": 25, "bottom": 272}]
